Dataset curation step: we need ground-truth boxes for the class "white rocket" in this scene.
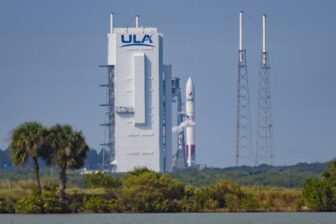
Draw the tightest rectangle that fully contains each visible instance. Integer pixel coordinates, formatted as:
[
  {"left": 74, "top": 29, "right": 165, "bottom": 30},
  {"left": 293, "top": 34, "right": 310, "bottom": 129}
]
[{"left": 185, "top": 77, "right": 195, "bottom": 167}]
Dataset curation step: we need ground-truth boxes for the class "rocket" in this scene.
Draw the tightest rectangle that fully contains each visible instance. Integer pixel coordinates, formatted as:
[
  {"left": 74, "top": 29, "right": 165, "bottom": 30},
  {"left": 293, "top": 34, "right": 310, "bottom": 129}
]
[{"left": 185, "top": 77, "right": 195, "bottom": 167}]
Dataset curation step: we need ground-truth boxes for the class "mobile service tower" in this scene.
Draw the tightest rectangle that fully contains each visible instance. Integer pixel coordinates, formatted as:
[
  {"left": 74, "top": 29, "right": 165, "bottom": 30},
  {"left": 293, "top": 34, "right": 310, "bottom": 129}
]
[{"left": 104, "top": 14, "right": 172, "bottom": 172}]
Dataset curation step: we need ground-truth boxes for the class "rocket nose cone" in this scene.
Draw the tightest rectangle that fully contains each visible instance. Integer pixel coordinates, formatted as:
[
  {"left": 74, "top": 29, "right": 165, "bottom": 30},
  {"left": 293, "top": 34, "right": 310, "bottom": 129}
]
[
  {"left": 186, "top": 77, "right": 194, "bottom": 91},
  {"left": 186, "top": 77, "right": 194, "bottom": 100}
]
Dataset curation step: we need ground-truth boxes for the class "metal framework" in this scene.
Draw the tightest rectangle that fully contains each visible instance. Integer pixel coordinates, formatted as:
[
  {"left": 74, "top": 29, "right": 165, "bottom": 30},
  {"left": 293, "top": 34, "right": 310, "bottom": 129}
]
[
  {"left": 236, "top": 11, "right": 253, "bottom": 166},
  {"left": 99, "top": 65, "right": 115, "bottom": 170},
  {"left": 172, "top": 77, "right": 186, "bottom": 169},
  {"left": 256, "top": 14, "right": 275, "bottom": 165},
  {"left": 162, "top": 74, "right": 167, "bottom": 172}
]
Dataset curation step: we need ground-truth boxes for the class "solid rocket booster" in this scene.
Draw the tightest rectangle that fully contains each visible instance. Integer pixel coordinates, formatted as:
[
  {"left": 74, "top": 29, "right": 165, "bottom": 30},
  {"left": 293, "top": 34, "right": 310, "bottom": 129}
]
[{"left": 185, "top": 77, "right": 195, "bottom": 167}]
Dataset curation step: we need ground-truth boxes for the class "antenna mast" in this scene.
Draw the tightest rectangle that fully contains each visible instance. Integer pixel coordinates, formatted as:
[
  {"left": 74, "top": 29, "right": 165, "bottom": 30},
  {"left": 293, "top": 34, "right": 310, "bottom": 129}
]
[
  {"left": 256, "top": 14, "right": 275, "bottom": 165},
  {"left": 236, "top": 11, "right": 253, "bottom": 166}
]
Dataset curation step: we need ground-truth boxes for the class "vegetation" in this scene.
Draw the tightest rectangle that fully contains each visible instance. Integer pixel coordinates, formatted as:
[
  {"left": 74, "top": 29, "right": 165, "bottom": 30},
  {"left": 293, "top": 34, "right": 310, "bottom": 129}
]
[
  {"left": 0, "top": 168, "right": 307, "bottom": 213},
  {"left": 1, "top": 121, "right": 336, "bottom": 213},
  {"left": 6, "top": 122, "right": 88, "bottom": 207},
  {"left": 121, "top": 168, "right": 184, "bottom": 212},
  {"left": 303, "top": 160, "right": 336, "bottom": 211},
  {"left": 8, "top": 122, "right": 50, "bottom": 195},
  {"left": 172, "top": 163, "right": 327, "bottom": 188},
  {"left": 0, "top": 151, "right": 327, "bottom": 189},
  {"left": 84, "top": 172, "right": 121, "bottom": 188},
  {"left": 46, "top": 124, "right": 88, "bottom": 201}
]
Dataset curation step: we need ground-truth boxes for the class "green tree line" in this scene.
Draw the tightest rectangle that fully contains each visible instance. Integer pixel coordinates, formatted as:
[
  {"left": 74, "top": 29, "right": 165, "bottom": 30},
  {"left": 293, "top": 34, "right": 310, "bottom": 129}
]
[
  {"left": 1, "top": 162, "right": 336, "bottom": 213},
  {"left": 0, "top": 121, "right": 335, "bottom": 213}
]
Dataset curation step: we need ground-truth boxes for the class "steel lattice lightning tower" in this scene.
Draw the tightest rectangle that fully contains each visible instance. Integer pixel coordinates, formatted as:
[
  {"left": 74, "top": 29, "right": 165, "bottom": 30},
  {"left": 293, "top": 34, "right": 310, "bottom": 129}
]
[
  {"left": 236, "top": 11, "right": 253, "bottom": 166},
  {"left": 256, "top": 14, "right": 275, "bottom": 165},
  {"left": 99, "top": 63, "right": 115, "bottom": 170}
]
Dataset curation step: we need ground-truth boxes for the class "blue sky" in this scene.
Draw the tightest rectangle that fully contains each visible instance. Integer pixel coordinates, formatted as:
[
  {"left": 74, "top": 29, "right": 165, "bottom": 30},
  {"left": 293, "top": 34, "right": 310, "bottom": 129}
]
[{"left": 1, "top": 0, "right": 336, "bottom": 167}]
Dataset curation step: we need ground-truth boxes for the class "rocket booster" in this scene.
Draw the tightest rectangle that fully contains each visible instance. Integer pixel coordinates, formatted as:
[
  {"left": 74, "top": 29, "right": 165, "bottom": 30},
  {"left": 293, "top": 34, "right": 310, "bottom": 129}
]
[{"left": 185, "top": 77, "right": 195, "bottom": 167}]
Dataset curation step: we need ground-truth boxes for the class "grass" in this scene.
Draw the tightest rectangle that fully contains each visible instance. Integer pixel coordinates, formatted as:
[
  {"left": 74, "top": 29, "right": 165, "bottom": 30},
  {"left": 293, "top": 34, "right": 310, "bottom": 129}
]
[{"left": 242, "top": 186, "right": 302, "bottom": 211}]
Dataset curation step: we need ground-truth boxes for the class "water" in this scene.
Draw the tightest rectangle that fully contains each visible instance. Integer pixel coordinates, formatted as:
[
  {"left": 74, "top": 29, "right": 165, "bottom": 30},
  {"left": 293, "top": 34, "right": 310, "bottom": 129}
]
[{"left": 0, "top": 213, "right": 335, "bottom": 224}]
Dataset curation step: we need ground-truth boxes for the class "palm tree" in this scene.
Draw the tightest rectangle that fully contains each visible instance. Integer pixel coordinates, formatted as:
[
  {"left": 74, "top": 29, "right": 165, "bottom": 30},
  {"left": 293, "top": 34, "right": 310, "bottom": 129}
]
[
  {"left": 8, "top": 121, "right": 49, "bottom": 195},
  {"left": 46, "top": 124, "right": 88, "bottom": 200}
]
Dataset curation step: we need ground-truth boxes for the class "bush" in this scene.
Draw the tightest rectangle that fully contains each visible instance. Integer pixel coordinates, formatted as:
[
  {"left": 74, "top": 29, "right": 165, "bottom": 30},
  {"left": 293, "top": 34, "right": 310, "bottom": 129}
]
[
  {"left": 303, "top": 177, "right": 335, "bottom": 211},
  {"left": 108, "top": 198, "right": 123, "bottom": 212},
  {"left": 84, "top": 172, "right": 121, "bottom": 188},
  {"left": 225, "top": 194, "right": 240, "bottom": 211},
  {"left": 15, "top": 190, "right": 72, "bottom": 213},
  {"left": 240, "top": 193, "right": 259, "bottom": 211},
  {"left": 83, "top": 195, "right": 110, "bottom": 213},
  {"left": 179, "top": 198, "right": 200, "bottom": 212},
  {"left": 68, "top": 192, "right": 84, "bottom": 213},
  {"left": 207, "top": 180, "right": 243, "bottom": 208},
  {"left": 41, "top": 191, "right": 65, "bottom": 213},
  {"left": 15, "top": 195, "right": 43, "bottom": 213},
  {"left": 303, "top": 160, "right": 336, "bottom": 211},
  {"left": 0, "top": 195, "right": 15, "bottom": 213},
  {"left": 121, "top": 170, "right": 185, "bottom": 212}
]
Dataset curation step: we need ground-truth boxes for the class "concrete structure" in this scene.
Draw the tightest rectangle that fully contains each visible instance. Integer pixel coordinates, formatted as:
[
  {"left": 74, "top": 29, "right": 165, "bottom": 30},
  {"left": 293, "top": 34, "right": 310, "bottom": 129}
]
[{"left": 106, "top": 14, "right": 172, "bottom": 172}]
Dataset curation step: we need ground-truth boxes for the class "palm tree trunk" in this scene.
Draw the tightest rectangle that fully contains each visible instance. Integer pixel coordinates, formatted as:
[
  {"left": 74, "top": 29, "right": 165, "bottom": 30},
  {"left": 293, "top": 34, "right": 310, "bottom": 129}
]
[
  {"left": 59, "top": 164, "right": 67, "bottom": 201},
  {"left": 32, "top": 157, "right": 42, "bottom": 195}
]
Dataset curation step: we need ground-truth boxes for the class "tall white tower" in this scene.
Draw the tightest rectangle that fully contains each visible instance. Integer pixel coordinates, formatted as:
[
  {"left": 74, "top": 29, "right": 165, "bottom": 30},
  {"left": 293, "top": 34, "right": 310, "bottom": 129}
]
[{"left": 106, "top": 14, "right": 172, "bottom": 172}]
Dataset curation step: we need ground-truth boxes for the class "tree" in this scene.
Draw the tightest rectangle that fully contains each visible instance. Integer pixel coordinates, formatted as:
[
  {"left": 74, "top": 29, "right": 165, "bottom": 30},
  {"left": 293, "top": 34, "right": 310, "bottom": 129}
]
[
  {"left": 322, "top": 160, "right": 336, "bottom": 182},
  {"left": 8, "top": 122, "right": 49, "bottom": 195},
  {"left": 46, "top": 124, "right": 88, "bottom": 201},
  {"left": 303, "top": 159, "right": 336, "bottom": 211}
]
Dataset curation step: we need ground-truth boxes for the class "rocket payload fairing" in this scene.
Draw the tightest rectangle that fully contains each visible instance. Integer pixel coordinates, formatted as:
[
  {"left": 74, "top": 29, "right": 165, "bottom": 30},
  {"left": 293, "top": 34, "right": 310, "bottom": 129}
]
[{"left": 185, "top": 77, "right": 195, "bottom": 167}]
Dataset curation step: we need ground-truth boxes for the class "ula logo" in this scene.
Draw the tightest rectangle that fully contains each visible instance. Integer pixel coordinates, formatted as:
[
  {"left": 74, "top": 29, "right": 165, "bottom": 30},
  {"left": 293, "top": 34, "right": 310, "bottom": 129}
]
[
  {"left": 120, "top": 34, "right": 154, "bottom": 47},
  {"left": 187, "top": 91, "right": 193, "bottom": 101}
]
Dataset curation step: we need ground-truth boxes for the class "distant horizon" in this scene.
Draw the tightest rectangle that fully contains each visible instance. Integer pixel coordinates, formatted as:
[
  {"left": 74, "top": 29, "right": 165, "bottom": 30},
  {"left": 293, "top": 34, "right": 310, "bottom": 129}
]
[{"left": 0, "top": 146, "right": 334, "bottom": 169}]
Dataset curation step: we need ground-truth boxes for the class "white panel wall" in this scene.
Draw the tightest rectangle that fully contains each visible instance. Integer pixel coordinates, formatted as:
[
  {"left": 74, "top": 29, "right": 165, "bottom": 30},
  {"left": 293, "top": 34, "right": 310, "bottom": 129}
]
[
  {"left": 108, "top": 27, "right": 171, "bottom": 173},
  {"left": 107, "top": 33, "right": 116, "bottom": 65},
  {"left": 133, "top": 53, "right": 145, "bottom": 125}
]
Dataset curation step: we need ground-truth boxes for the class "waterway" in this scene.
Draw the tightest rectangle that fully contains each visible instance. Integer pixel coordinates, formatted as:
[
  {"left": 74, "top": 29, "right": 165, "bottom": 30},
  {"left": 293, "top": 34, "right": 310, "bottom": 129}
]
[{"left": 1, "top": 212, "right": 335, "bottom": 224}]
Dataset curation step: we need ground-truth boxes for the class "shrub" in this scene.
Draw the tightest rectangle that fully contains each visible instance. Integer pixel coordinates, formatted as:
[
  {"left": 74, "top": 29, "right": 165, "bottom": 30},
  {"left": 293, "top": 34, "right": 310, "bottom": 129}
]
[
  {"left": 41, "top": 191, "right": 64, "bottom": 213},
  {"left": 68, "top": 192, "right": 84, "bottom": 213},
  {"left": 240, "top": 193, "right": 259, "bottom": 211},
  {"left": 84, "top": 172, "right": 121, "bottom": 188},
  {"left": 15, "top": 190, "right": 72, "bottom": 213},
  {"left": 0, "top": 195, "right": 15, "bottom": 213},
  {"left": 179, "top": 198, "right": 200, "bottom": 212},
  {"left": 108, "top": 198, "right": 123, "bottom": 212},
  {"left": 303, "top": 177, "right": 335, "bottom": 211},
  {"left": 121, "top": 170, "right": 186, "bottom": 212},
  {"left": 15, "top": 195, "right": 43, "bottom": 213},
  {"left": 225, "top": 194, "right": 240, "bottom": 211},
  {"left": 83, "top": 195, "right": 110, "bottom": 213},
  {"left": 207, "top": 180, "right": 243, "bottom": 208}
]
